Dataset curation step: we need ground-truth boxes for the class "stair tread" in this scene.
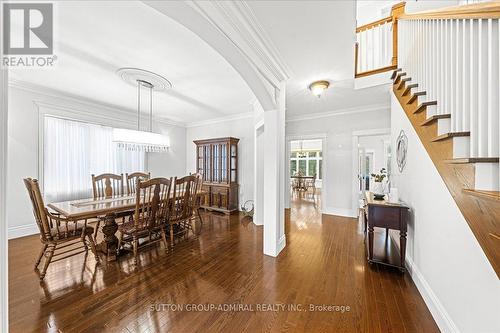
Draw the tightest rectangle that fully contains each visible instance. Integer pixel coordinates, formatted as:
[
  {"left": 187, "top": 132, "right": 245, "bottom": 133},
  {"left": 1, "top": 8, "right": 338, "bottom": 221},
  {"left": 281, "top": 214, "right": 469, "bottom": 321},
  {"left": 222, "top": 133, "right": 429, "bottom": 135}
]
[
  {"left": 445, "top": 157, "right": 499, "bottom": 164},
  {"left": 402, "top": 84, "right": 418, "bottom": 96},
  {"left": 420, "top": 114, "right": 451, "bottom": 126},
  {"left": 431, "top": 131, "right": 470, "bottom": 142},
  {"left": 413, "top": 100, "right": 437, "bottom": 114},
  {"left": 463, "top": 189, "right": 500, "bottom": 201},
  {"left": 407, "top": 91, "right": 427, "bottom": 104},
  {"left": 390, "top": 68, "right": 402, "bottom": 80}
]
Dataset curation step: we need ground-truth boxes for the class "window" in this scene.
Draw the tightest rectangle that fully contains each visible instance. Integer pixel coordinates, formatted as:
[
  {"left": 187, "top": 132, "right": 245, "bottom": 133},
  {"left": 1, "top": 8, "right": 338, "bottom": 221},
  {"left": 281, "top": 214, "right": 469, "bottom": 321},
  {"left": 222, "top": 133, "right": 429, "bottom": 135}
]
[
  {"left": 43, "top": 116, "right": 145, "bottom": 202},
  {"left": 290, "top": 160, "right": 297, "bottom": 175},
  {"left": 289, "top": 149, "right": 322, "bottom": 179}
]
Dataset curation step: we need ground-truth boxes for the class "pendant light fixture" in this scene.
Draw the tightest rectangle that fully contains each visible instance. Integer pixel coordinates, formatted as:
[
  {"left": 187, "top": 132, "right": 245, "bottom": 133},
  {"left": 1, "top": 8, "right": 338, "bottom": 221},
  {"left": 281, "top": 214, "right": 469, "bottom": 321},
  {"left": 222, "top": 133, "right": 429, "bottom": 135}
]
[
  {"left": 298, "top": 140, "right": 307, "bottom": 158},
  {"left": 113, "top": 68, "right": 171, "bottom": 152}
]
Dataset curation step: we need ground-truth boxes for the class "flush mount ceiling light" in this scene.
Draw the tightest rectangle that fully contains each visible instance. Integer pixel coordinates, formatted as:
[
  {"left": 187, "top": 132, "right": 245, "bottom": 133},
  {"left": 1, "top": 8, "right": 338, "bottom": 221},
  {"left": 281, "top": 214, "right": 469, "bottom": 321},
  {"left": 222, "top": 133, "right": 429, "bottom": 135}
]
[
  {"left": 113, "top": 68, "right": 172, "bottom": 153},
  {"left": 308, "top": 80, "right": 330, "bottom": 98}
]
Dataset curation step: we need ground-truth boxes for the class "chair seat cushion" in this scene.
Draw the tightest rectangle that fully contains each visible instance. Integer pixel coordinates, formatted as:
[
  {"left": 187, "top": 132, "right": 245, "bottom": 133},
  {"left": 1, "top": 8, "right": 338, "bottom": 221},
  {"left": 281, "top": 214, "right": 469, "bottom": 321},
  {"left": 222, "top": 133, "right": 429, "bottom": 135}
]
[
  {"left": 50, "top": 224, "right": 94, "bottom": 240},
  {"left": 119, "top": 217, "right": 162, "bottom": 235}
]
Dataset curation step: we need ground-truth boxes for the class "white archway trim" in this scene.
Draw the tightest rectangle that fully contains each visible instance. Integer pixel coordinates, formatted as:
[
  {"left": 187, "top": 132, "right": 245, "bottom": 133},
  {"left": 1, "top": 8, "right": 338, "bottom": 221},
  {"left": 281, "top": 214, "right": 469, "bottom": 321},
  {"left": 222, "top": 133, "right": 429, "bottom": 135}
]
[{"left": 143, "top": 0, "right": 277, "bottom": 111}]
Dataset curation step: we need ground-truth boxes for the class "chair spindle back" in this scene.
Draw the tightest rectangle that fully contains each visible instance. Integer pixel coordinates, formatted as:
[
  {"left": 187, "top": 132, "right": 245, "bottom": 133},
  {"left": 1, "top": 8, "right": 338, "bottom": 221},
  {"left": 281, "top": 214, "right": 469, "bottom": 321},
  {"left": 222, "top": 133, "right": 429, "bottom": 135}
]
[
  {"left": 92, "top": 173, "right": 123, "bottom": 199},
  {"left": 171, "top": 175, "right": 198, "bottom": 222},
  {"left": 23, "top": 178, "right": 52, "bottom": 242},
  {"left": 126, "top": 172, "right": 151, "bottom": 195},
  {"left": 133, "top": 177, "right": 172, "bottom": 230}
]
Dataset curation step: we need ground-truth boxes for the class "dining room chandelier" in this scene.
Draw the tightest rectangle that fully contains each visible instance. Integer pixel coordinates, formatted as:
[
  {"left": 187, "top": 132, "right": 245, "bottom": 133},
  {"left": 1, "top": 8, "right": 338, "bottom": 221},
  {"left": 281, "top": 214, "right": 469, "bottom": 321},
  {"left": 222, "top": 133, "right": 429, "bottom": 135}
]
[
  {"left": 297, "top": 140, "right": 307, "bottom": 158},
  {"left": 113, "top": 68, "right": 171, "bottom": 153}
]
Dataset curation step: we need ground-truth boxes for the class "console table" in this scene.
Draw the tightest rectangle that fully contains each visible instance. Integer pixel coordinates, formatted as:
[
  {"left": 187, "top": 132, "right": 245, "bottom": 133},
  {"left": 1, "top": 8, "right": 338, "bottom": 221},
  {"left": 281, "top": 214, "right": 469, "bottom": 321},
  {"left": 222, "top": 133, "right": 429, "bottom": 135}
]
[{"left": 363, "top": 192, "right": 409, "bottom": 272}]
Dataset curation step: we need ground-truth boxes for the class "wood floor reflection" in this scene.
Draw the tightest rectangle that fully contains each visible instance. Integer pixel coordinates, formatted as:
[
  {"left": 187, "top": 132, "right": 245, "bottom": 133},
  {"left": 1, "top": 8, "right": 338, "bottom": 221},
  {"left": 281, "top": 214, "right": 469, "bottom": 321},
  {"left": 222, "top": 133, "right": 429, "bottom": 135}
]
[{"left": 9, "top": 194, "right": 438, "bottom": 333}]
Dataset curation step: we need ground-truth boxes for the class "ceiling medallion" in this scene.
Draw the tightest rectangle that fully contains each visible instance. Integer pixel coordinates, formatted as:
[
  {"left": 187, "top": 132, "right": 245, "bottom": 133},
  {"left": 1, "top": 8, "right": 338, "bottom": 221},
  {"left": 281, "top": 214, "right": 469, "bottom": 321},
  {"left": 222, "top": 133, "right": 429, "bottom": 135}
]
[{"left": 308, "top": 80, "right": 330, "bottom": 98}]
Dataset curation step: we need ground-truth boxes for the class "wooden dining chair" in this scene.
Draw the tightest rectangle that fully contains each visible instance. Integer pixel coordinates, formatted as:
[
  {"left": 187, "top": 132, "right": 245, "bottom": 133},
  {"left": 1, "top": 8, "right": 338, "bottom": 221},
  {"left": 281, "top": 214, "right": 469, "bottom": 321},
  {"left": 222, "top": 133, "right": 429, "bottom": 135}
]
[
  {"left": 23, "top": 178, "right": 99, "bottom": 280},
  {"left": 125, "top": 172, "right": 151, "bottom": 195},
  {"left": 168, "top": 175, "right": 198, "bottom": 248},
  {"left": 191, "top": 173, "right": 205, "bottom": 231},
  {"left": 91, "top": 173, "right": 124, "bottom": 240},
  {"left": 92, "top": 173, "right": 124, "bottom": 199},
  {"left": 117, "top": 177, "right": 172, "bottom": 264},
  {"left": 305, "top": 174, "right": 317, "bottom": 198}
]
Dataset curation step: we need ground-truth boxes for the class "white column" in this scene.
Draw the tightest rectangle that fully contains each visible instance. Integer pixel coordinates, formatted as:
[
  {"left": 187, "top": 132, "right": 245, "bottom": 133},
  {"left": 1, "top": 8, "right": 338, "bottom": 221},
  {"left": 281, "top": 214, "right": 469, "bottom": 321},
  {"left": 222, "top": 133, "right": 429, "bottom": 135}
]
[{"left": 263, "top": 82, "right": 286, "bottom": 257}]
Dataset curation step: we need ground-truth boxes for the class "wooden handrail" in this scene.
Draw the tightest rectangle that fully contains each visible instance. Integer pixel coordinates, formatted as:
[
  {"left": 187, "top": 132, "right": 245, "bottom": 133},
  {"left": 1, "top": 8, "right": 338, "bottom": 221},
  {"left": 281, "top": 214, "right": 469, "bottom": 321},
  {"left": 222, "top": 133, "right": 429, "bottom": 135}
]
[
  {"left": 400, "top": 2, "right": 500, "bottom": 20},
  {"left": 356, "top": 16, "right": 392, "bottom": 33},
  {"left": 354, "top": 2, "right": 405, "bottom": 78},
  {"left": 356, "top": 65, "right": 397, "bottom": 79}
]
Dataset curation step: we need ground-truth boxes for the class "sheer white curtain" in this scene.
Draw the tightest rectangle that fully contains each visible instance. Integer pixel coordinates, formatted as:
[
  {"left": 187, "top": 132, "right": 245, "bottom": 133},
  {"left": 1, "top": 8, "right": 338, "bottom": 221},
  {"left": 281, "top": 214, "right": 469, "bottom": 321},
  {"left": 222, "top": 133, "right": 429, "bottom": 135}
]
[{"left": 43, "top": 116, "right": 145, "bottom": 202}]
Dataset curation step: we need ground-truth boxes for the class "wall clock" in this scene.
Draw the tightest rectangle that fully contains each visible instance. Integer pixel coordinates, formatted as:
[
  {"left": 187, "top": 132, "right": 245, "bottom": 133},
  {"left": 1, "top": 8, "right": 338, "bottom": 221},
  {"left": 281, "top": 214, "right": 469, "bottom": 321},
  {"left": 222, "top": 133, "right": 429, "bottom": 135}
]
[{"left": 396, "top": 130, "right": 408, "bottom": 173}]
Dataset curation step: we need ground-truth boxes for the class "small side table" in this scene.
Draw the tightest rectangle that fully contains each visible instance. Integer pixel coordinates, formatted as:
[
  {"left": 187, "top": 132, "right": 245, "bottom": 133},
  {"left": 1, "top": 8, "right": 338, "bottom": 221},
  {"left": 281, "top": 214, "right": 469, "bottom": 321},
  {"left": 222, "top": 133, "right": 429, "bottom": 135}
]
[{"left": 364, "top": 192, "right": 409, "bottom": 272}]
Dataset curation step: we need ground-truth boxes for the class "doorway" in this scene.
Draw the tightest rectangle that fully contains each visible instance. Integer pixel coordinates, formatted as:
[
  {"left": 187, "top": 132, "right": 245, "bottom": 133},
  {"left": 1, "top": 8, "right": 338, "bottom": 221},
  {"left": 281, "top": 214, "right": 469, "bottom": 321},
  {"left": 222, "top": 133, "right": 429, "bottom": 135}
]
[
  {"left": 352, "top": 129, "right": 391, "bottom": 215},
  {"left": 286, "top": 136, "right": 326, "bottom": 212}
]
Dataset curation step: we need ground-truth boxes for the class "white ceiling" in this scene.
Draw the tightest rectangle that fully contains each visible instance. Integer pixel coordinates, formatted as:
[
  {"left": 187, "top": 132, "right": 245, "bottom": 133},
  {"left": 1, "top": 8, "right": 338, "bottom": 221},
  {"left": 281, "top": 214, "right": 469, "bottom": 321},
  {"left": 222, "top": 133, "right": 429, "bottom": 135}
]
[
  {"left": 9, "top": 1, "right": 256, "bottom": 124},
  {"left": 10, "top": 0, "right": 390, "bottom": 124},
  {"left": 247, "top": 0, "right": 390, "bottom": 116}
]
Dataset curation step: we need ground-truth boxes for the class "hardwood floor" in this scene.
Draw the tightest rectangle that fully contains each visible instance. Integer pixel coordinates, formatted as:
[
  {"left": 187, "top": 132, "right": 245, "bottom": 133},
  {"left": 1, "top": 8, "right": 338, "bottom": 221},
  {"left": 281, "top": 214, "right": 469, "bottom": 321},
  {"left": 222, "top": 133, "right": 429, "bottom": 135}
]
[{"left": 9, "top": 192, "right": 439, "bottom": 333}]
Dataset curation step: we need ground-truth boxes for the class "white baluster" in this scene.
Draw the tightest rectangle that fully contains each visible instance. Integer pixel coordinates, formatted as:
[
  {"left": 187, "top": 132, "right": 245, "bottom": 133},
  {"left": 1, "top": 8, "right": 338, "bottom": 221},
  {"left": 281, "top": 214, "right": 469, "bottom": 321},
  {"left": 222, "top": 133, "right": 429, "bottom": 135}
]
[
  {"left": 456, "top": 19, "right": 463, "bottom": 133},
  {"left": 450, "top": 20, "right": 456, "bottom": 132},
  {"left": 437, "top": 19, "right": 443, "bottom": 115},
  {"left": 446, "top": 20, "right": 452, "bottom": 129},
  {"left": 478, "top": 19, "right": 488, "bottom": 157},
  {"left": 487, "top": 19, "right": 499, "bottom": 158},
  {"left": 462, "top": 19, "right": 471, "bottom": 132},
  {"left": 470, "top": 19, "right": 479, "bottom": 158}
]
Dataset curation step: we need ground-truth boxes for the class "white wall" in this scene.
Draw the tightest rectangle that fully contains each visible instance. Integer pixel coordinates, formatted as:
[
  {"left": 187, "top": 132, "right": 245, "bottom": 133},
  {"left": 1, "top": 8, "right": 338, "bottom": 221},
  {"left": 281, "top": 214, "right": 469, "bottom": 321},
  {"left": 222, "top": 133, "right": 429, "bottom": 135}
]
[
  {"left": 147, "top": 122, "right": 186, "bottom": 178},
  {"left": 185, "top": 115, "right": 254, "bottom": 207},
  {"left": 390, "top": 92, "right": 500, "bottom": 333},
  {"left": 286, "top": 108, "right": 391, "bottom": 217},
  {"left": 7, "top": 84, "right": 185, "bottom": 239}
]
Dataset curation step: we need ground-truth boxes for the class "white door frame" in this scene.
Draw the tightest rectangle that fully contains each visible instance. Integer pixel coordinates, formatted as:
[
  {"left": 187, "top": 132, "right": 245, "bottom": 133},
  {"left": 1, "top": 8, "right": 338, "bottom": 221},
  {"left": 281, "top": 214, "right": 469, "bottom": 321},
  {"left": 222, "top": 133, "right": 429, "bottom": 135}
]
[
  {"left": 0, "top": 56, "right": 9, "bottom": 332},
  {"left": 285, "top": 133, "right": 327, "bottom": 212},
  {"left": 351, "top": 128, "right": 390, "bottom": 215},
  {"left": 253, "top": 119, "right": 265, "bottom": 226}
]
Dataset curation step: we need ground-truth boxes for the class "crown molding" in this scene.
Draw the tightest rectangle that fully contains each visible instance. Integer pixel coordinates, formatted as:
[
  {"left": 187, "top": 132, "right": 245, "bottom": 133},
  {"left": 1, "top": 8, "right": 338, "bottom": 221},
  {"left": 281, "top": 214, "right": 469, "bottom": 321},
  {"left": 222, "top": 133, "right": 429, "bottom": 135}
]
[
  {"left": 8, "top": 79, "right": 186, "bottom": 128},
  {"left": 285, "top": 103, "right": 390, "bottom": 123},
  {"left": 187, "top": 0, "right": 291, "bottom": 89},
  {"left": 185, "top": 111, "right": 253, "bottom": 128}
]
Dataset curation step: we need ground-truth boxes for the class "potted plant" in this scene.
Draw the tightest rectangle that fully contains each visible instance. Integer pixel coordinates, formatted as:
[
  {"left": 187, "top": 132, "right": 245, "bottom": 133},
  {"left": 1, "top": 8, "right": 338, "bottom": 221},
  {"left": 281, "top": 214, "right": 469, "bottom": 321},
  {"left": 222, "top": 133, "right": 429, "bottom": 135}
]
[{"left": 370, "top": 168, "right": 387, "bottom": 200}]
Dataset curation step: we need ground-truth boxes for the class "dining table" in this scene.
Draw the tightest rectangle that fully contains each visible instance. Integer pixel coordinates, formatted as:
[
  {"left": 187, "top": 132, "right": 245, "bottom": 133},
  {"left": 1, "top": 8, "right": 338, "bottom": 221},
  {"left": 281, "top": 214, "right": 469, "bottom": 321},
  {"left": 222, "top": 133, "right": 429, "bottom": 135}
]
[
  {"left": 291, "top": 175, "right": 315, "bottom": 191},
  {"left": 48, "top": 190, "right": 203, "bottom": 262}
]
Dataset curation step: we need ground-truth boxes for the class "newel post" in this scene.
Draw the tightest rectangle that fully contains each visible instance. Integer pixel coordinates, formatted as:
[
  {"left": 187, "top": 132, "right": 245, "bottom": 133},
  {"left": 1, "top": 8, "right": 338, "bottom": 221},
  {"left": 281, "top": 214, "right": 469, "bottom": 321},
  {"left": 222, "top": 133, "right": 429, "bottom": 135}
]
[{"left": 391, "top": 2, "right": 406, "bottom": 67}]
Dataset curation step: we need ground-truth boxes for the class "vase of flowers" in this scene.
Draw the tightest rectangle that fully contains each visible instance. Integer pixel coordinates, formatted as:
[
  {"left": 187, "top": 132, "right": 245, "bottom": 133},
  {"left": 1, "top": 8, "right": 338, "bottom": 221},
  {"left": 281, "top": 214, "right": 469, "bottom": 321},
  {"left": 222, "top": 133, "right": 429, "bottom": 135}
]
[{"left": 371, "top": 168, "right": 387, "bottom": 200}]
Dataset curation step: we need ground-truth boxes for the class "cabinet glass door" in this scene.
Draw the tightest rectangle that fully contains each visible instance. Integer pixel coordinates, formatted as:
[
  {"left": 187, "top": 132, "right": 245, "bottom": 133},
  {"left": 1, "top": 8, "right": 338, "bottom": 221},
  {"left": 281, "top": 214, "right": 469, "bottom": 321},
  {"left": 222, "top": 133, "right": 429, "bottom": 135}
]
[{"left": 230, "top": 143, "right": 237, "bottom": 182}]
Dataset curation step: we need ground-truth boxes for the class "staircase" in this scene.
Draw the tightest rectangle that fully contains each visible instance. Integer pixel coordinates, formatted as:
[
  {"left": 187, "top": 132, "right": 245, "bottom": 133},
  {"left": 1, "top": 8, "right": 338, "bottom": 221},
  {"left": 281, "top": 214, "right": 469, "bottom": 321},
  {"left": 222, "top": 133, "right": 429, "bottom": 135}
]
[{"left": 357, "top": 2, "right": 500, "bottom": 277}]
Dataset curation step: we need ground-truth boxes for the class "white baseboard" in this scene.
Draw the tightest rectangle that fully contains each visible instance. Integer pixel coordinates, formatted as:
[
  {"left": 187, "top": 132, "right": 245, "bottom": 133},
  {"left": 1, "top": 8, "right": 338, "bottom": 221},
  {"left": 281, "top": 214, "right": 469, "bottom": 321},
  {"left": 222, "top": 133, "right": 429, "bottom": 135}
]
[
  {"left": 389, "top": 233, "right": 458, "bottom": 333},
  {"left": 8, "top": 223, "right": 39, "bottom": 239},
  {"left": 322, "top": 207, "right": 357, "bottom": 218}
]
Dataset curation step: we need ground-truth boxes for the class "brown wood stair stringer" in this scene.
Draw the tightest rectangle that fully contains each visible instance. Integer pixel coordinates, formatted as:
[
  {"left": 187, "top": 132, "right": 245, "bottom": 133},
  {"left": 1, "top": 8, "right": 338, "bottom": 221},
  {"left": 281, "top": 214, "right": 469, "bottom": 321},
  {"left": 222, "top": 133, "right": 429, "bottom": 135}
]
[{"left": 393, "top": 81, "right": 500, "bottom": 278}]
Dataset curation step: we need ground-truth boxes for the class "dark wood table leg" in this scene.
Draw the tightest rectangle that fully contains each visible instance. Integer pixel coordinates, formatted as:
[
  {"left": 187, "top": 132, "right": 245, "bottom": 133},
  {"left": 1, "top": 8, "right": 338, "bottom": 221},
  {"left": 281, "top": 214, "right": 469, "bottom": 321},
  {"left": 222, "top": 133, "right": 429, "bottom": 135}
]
[
  {"left": 368, "top": 225, "right": 374, "bottom": 261},
  {"left": 96, "top": 213, "right": 118, "bottom": 262},
  {"left": 400, "top": 230, "right": 407, "bottom": 271}
]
